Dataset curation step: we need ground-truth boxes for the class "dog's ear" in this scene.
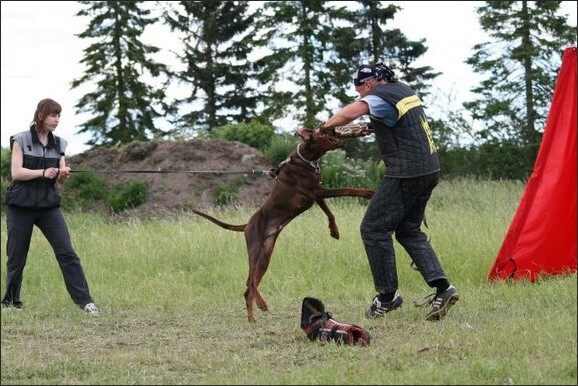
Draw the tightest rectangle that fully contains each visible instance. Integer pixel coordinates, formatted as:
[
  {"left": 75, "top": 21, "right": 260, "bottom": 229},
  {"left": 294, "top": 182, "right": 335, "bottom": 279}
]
[{"left": 296, "top": 127, "right": 313, "bottom": 140}]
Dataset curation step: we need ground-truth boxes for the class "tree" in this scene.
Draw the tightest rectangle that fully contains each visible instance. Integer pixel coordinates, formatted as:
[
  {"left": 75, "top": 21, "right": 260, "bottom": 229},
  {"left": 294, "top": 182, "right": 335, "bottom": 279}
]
[
  {"left": 252, "top": 1, "right": 357, "bottom": 128},
  {"left": 341, "top": 1, "right": 440, "bottom": 100},
  {"left": 254, "top": 1, "right": 440, "bottom": 128},
  {"left": 464, "top": 1, "right": 576, "bottom": 154},
  {"left": 71, "top": 1, "right": 170, "bottom": 148},
  {"left": 162, "top": 1, "right": 260, "bottom": 135}
]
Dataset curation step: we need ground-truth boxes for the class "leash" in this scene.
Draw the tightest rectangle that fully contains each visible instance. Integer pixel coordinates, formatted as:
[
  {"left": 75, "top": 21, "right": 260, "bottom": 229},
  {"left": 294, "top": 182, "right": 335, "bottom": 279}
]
[{"left": 70, "top": 169, "right": 271, "bottom": 175}]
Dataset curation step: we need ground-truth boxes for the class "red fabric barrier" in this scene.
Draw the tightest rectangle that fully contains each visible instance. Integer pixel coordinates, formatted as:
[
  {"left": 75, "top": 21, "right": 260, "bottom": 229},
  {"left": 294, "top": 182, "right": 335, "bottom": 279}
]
[{"left": 488, "top": 47, "right": 577, "bottom": 281}]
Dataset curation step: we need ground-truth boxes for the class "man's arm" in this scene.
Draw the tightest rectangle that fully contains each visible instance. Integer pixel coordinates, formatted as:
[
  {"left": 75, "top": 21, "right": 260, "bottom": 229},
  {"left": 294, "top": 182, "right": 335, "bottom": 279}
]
[{"left": 323, "top": 100, "right": 369, "bottom": 128}]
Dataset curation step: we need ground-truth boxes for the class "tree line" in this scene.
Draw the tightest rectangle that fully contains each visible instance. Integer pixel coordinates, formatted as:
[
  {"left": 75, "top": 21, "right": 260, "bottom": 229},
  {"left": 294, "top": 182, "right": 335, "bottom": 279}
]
[{"left": 43, "top": 1, "right": 578, "bottom": 179}]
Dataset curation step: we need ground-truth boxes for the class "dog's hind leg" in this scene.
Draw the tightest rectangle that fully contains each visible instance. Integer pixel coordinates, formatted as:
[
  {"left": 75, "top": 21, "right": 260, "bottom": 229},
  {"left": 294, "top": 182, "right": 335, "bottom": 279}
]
[{"left": 244, "top": 234, "right": 278, "bottom": 322}]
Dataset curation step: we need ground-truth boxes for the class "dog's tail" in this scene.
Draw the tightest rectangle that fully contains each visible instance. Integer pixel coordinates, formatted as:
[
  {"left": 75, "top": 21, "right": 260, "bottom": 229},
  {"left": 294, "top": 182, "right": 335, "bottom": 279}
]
[{"left": 191, "top": 209, "right": 246, "bottom": 232}]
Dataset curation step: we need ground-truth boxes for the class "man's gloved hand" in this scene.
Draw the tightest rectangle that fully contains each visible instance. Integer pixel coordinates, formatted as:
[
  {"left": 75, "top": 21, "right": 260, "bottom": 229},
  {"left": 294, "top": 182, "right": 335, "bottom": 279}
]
[
  {"left": 313, "top": 122, "right": 330, "bottom": 134},
  {"left": 334, "top": 123, "right": 374, "bottom": 138}
]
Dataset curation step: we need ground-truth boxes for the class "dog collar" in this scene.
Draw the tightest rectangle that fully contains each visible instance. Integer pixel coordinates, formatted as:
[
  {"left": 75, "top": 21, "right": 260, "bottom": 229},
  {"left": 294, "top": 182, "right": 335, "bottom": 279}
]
[{"left": 296, "top": 143, "right": 320, "bottom": 174}]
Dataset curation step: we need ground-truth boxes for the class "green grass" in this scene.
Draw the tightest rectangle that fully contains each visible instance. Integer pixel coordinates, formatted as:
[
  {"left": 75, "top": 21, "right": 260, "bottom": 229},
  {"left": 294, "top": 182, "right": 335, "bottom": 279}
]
[{"left": 1, "top": 178, "right": 576, "bottom": 385}]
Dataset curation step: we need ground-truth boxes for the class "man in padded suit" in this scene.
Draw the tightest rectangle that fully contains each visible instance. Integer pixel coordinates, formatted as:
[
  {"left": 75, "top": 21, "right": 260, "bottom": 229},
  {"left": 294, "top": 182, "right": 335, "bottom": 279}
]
[{"left": 319, "top": 63, "right": 459, "bottom": 321}]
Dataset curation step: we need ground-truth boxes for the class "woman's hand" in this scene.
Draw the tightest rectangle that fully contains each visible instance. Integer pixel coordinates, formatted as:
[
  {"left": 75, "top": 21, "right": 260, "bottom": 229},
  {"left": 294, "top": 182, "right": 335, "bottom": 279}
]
[
  {"left": 57, "top": 166, "right": 71, "bottom": 183},
  {"left": 43, "top": 167, "right": 59, "bottom": 179}
]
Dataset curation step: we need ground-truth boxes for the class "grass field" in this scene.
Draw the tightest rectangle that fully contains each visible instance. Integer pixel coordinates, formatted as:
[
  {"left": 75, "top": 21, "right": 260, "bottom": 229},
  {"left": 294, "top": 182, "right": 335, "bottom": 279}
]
[{"left": 1, "top": 178, "right": 576, "bottom": 385}]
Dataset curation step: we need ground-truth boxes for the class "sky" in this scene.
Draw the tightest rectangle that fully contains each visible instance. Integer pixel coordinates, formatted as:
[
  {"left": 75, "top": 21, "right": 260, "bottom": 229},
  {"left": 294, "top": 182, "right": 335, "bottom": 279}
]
[{"left": 1, "top": 1, "right": 576, "bottom": 156}]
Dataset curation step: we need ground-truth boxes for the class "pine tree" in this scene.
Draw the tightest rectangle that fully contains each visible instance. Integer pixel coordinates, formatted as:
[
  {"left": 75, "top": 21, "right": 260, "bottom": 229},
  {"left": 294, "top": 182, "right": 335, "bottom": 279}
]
[
  {"left": 464, "top": 1, "right": 576, "bottom": 151},
  {"left": 162, "top": 1, "right": 259, "bottom": 134},
  {"left": 253, "top": 1, "right": 440, "bottom": 128},
  {"left": 253, "top": 0, "right": 355, "bottom": 128},
  {"left": 337, "top": 1, "right": 440, "bottom": 100},
  {"left": 71, "top": 1, "right": 170, "bottom": 148}
]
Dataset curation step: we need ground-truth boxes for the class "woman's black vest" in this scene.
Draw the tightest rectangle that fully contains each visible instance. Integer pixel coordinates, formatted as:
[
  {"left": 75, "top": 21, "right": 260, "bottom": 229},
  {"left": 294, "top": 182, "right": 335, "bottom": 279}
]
[
  {"left": 367, "top": 82, "right": 440, "bottom": 178},
  {"left": 4, "top": 128, "right": 66, "bottom": 209}
]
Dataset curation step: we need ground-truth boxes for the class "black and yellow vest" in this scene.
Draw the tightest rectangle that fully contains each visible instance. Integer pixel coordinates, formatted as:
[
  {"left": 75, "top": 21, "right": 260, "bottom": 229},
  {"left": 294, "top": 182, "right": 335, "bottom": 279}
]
[{"left": 368, "top": 82, "right": 440, "bottom": 178}]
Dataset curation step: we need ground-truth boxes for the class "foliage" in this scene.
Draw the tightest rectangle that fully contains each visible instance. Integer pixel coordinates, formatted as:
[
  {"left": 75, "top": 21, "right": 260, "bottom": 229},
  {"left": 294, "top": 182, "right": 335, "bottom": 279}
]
[
  {"left": 7, "top": 2, "right": 573, "bottom": 186},
  {"left": 0, "top": 145, "right": 10, "bottom": 180},
  {"left": 62, "top": 171, "right": 150, "bottom": 215},
  {"left": 162, "top": 1, "right": 259, "bottom": 134},
  {"left": 68, "top": 1, "right": 575, "bottom": 175},
  {"left": 106, "top": 180, "right": 149, "bottom": 214},
  {"left": 320, "top": 149, "right": 383, "bottom": 190},
  {"left": 212, "top": 177, "right": 245, "bottom": 206},
  {"left": 60, "top": 169, "right": 108, "bottom": 211},
  {"left": 208, "top": 120, "right": 275, "bottom": 151},
  {"left": 262, "top": 132, "right": 300, "bottom": 167},
  {"left": 254, "top": 1, "right": 436, "bottom": 128},
  {"left": 438, "top": 142, "right": 537, "bottom": 180},
  {"left": 71, "top": 1, "right": 170, "bottom": 147},
  {"left": 337, "top": 1, "right": 440, "bottom": 100},
  {"left": 69, "top": 1, "right": 440, "bottom": 141},
  {"left": 1, "top": 179, "right": 576, "bottom": 385},
  {"left": 340, "top": 136, "right": 380, "bottom": 162},
  {"left": 464, "top": 1, "right": 576, "bottom": 149},
  {"left": 0, "top": 146, "right": 10, "bottom": 205}
]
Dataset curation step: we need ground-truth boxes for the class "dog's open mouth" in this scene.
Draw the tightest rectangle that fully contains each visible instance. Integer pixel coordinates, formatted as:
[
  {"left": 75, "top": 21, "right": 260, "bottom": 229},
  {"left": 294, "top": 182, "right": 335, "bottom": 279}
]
[{"left": 324, "top": 132, "right": 344, "bottom": 149}]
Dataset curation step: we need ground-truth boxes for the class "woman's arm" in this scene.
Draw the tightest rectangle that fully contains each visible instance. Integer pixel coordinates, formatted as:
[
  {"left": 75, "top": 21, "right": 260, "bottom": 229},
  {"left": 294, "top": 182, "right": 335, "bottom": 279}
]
[
  {"left": 10, "top": 141, "right": 45, "bottom": 181},
  {"left": 58, "top": 156, "right": 71, "bottom": 184}
]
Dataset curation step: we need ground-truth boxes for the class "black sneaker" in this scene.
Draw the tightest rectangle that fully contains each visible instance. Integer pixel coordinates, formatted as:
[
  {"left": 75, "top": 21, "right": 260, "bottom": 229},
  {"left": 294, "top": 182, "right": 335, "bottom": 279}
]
[
  {"left": 365, "top": 292, "right": 403, "bottom": 318},
  {"left": 423, "top": 285, "right": 459, "bottom": 321}
]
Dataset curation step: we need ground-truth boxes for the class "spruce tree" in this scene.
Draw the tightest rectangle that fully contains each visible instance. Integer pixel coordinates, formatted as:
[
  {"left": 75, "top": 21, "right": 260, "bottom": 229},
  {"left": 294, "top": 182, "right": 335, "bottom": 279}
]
[
  {"left": 253, "top": 0, "right": 354, "bottom": 128},
  {"left": 162, "top": 1, "right": 259, "bottom": 134},
  {"left": 254, "top": 1, "right": 440, "bottom": 127},
  {"left": 339, "top": 1, "right": 440, "bottom": 100},
  {"left": 464, "top": 1, "right": 576, "bottom": 152},
  {"left": 71, "top": 1, "right": 170, "bottom": 148}
]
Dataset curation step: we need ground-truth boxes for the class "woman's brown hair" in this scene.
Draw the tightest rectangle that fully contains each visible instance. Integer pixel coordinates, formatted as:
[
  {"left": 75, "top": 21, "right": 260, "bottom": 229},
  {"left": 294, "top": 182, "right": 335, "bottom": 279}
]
[{"left": 31, "top": 98, "right": 62, "bottom": 132}]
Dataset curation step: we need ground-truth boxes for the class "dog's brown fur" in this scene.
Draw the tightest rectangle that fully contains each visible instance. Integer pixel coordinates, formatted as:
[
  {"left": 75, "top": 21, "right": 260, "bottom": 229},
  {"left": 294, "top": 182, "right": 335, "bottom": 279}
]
[{"left": 192, "top": 126, "right": 374, "bottom": 323}]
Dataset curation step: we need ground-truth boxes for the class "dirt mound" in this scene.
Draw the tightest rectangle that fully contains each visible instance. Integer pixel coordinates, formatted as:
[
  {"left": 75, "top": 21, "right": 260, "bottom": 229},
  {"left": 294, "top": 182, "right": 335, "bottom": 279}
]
[{"left": 67, "top": 139, "right": 275, "bottom": 218}]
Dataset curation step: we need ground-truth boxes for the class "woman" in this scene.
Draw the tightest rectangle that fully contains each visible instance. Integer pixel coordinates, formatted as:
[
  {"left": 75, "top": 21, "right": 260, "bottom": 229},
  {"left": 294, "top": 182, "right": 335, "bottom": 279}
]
[{"left": 2, "top": 98, "right": 98, "bottom": 314}]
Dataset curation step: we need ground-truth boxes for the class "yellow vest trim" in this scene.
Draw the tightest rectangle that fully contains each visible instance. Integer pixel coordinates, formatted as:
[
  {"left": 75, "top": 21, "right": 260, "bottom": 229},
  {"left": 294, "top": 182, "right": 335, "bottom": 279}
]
[{"left": 395, "top": 95, "right": 421, "bottom": 119}]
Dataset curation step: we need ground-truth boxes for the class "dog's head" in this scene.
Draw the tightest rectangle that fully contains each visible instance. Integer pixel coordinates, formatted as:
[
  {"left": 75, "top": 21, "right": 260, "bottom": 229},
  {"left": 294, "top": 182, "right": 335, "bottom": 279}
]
[{"left": 295, "top": 126, "right": 344, "bottom": 159}]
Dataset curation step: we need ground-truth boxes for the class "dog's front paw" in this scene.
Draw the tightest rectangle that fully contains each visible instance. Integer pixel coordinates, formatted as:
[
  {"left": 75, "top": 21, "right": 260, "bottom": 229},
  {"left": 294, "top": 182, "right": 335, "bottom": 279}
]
[
  {"left": 330, "top": 227, "right": 340, "bottom": 240},
  {"left": 364, "top": 189, "right": 375, "bottom": 199}
]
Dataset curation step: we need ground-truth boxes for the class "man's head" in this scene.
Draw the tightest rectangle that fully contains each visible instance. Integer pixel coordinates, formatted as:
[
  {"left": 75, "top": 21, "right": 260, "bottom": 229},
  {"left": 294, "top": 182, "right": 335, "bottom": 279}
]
[
  {"left": 352, "top": 63, "right": 396, "bottom": 95},
  {"left": 353, "top": 64, "right": 379, "bottom": 87}
]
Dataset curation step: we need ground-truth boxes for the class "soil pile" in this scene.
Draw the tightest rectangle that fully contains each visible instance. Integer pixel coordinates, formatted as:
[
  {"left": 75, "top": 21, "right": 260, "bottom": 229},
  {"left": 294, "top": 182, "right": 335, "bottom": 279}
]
[{"left": 67, "top": 139, "right": 275, "bottom": 218}]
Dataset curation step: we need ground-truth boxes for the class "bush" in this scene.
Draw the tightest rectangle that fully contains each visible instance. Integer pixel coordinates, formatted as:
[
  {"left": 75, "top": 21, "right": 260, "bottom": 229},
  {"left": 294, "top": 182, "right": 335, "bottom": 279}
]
[
  {"left": 1, "top": 147, "right": 10, "bottom": 180},
  {"left": 212, "top": 177, "right": 244, "bottom": 206},
  {"left": 106, "top": 181, "right": 149, "bottom": 214},
  {"left": 1, "top": 147, "right": 11, "bottom": 206},
  {"left": 438, "top": 141, "right": 536, "bottom": 180},
  {"left": 61, "top": 170, "right": 108, "bottom": 211},
  {"left": 210, "top": 120, "right": 275, "bottom": 151},
  {"left": 320, "top": 149, "right": 383, "bottom": 189},
  {"left": 263, "top": 132, "right": 300, "bottom": 167}
]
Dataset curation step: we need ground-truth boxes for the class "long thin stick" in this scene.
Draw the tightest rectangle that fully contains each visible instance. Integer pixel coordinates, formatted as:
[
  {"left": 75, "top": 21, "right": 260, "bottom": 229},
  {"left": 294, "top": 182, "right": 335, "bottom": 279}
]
[{"left": 70, "top": 169, "right": 270, "bottom": 175}]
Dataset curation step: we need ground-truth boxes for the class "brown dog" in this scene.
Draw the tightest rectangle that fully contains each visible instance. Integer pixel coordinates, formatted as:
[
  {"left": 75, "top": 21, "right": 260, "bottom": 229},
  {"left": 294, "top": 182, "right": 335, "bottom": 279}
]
[{"left": 192, "top": 125, "right": 374, "bottom": 322}]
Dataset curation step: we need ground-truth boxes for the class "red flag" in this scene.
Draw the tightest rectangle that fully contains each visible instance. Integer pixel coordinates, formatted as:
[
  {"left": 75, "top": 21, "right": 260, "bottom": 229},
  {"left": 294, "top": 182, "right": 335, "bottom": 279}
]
[{"left": 488, "top": 47, "right": 577, "bottom": 281}]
